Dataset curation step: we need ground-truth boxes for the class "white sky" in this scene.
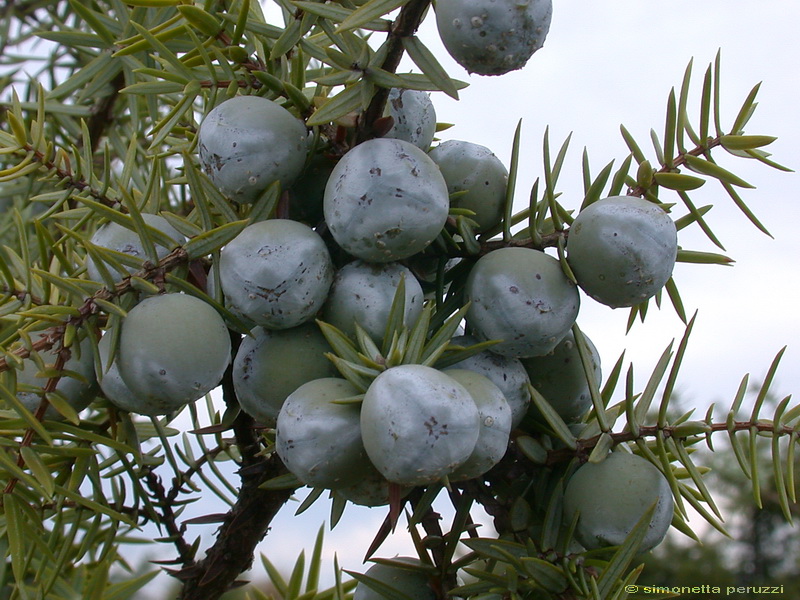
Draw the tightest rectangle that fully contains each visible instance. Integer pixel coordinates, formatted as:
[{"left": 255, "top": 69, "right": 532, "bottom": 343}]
[
  {"left": 127, "top": 0, "right": 800, "bottom": 594},
  {"left": 421, "top": 1, "right": 800, "bottom": 417}
]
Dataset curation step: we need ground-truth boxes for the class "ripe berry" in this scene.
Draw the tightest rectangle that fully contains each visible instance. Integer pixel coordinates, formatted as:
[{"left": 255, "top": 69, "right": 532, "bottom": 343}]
[
  {"left": 360, "top": 364, "right": 480, "bottom": 485},
  {"left": 448, "top": 334, "right": 531, "bottom": 427},
  {"left": 384, "top": 88, "right": 436, "bottom": 151},
  {"left": 321, "top": 260, "right": 424, "bottom": 342},
  {"left": 275, "top": 378, "right": 368, "bottom": 489},
  {"left": 428, "top": 139, "right": 508, "bottom": 232}
]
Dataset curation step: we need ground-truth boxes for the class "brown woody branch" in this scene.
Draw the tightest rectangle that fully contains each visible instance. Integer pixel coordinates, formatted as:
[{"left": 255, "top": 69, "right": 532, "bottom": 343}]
[
  {"left": 475, "top": 230, "right": 566, "bottom": 256},
  {"left": 0, "top": 286, "right": 44, "bottom": 305},
  {"left": 407, "top": 491, "right": 457, "bottom": 599},
  {"left": 85, "top": 70, "right": 126, "bottom": 154},
  {"left": 542, "top": 420, "right": 799, "bottom": 467},
  {"left": 176, "top": 453, "right": 294, "bottom": 600},
  {"left": 175, "top": 331, "right": 295, "bottom": 600},
  {"left": 356, "top": 0, "right": 432, "bottom": 143},
  {"left": 0, "top": 247, "right": 189, "bottom": 375},
  {"left": 11, "top": 142, "right": 121, "bottom": 209}
]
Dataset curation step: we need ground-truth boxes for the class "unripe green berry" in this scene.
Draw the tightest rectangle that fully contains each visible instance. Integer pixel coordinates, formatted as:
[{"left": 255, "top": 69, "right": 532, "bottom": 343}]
[
  {"left": 117, "top": 293, "right": 231, "bottom": 413},
  {"left": 436, "top": 0, "right": 553, "bottom": 76},
  {"left": 522, "top": 330, "right": 601, "bottom": 423},
  {"left": 567, "top": 196, "right": 678, "bottom": 308},
  {"left": 563, "top": 451, "right": 674, "bottom": 552},
  {"left": 354, "top": 558, "right": 436, "bottom": 600},
  {"left": 232, "top": 323, "right": 338, "bottom": 426},
  {"left": 323, "top": 139, "right": 449, "bottom": 263},
  {"left": 11, "top": 332, "right": 97, "bottom": 420},
  {"left": 198, "top": 95, "right": 308, "bottom": 203}
]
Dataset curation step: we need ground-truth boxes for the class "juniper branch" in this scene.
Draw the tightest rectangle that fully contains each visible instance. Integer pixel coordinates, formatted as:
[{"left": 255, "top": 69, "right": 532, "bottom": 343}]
[
  {"left": 0, "top": 285, "right": 44, "bottom": 305},
  {"left": 543, "top": 420, "right": 799, "bottom": 466},
  {"left": 627, "top": 135, "right": 724, "bottom": 198},
  {"left": 356, "top": 0, "right": 432, "bottom": 142},
  {"left": 144, "top": 469, "right": 198, "bottom": 569},
  {"left": 0, "top": 246, "right": 190, "bottom": 374},
  {"left": 175, "top": 330, "right": 295, "bottom": 600},
  {"left": 175, "top": 453, "right": 294, "bottom": 600},
  {"left": 1, "top": 338, "right": 67, "bottom": 499}
]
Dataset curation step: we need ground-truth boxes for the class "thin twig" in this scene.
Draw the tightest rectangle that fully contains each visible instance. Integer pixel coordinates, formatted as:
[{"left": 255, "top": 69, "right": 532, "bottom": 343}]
[
  {"left": 144, "top": 469, "right": 198, "bottom": 568},
  {"left": 0, "top": 246, "right": 189, "bottom": 374},
  {"left": 2, "top": 336, "right": 68, "bottom": 498},
  {"left": 627, "top": 136, "right": 723, "bottom": 198},
  {"left": 543, "top": 420, "right": 799, "bottom": 466},
  {"left": 0, "top": 249, "right": 191, "bottom": 500}
]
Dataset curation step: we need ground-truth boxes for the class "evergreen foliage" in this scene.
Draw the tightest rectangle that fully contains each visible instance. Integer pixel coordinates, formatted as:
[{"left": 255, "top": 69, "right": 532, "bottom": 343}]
[{"left": 0, "top": 2, "right": 795, "bottom": 599}]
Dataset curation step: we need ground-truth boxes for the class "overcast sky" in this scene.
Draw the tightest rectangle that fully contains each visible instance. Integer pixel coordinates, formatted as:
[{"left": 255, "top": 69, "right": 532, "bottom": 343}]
[
  {"left": 135, "top": 1, "right": 800, "bottom": 593},
  {"left": 421, "top": 0, "right": 800, "bottom": 415}
]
